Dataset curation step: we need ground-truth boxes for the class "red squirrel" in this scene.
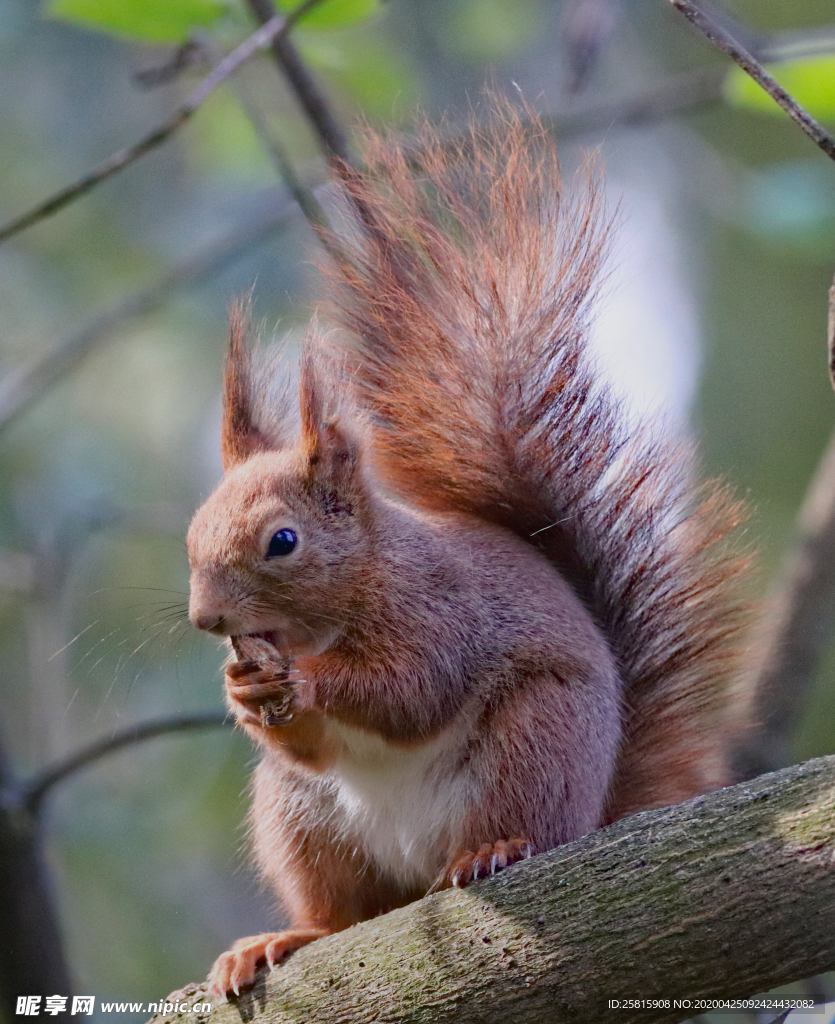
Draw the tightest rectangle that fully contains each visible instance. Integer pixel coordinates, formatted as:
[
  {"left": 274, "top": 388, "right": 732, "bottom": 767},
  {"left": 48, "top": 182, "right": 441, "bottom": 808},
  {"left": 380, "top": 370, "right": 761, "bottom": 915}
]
[{"left": 186, "top": 103, "right": 753, "bottom": 997}]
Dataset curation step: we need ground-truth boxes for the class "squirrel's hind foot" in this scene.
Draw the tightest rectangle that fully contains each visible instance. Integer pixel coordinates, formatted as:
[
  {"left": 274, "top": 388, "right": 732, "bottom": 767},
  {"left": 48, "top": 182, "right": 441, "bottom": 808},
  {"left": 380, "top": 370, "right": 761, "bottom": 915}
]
[
  {"left": 446, "top": 838, "right": 534, "bottom": 888},
  {"left": 208, "top": 928, "right": 330, "bottom": 998}
]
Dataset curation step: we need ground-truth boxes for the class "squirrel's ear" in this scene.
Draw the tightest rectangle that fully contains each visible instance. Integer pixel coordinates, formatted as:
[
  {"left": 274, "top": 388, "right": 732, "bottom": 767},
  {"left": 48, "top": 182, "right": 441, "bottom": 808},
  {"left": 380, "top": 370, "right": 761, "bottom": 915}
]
[
  {"left": 299, "top": 347, "right": 362, "bottom": 491},
  {"left": 221, "top": 297, "right": 269, "bottom": 471}
]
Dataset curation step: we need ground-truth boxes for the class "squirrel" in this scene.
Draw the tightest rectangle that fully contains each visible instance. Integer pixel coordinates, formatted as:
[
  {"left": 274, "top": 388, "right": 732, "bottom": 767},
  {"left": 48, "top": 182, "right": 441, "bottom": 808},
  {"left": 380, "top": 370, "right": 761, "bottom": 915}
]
[{"left": 186, "top": 101, "right": 753, "bottom": 997}]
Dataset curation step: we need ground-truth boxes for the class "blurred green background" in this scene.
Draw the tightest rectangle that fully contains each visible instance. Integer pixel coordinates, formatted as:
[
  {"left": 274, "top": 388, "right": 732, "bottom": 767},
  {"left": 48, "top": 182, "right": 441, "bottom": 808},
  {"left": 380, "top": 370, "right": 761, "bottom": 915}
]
[{"left": 1, "top": 0, "right": 834, "bottom": 1016}]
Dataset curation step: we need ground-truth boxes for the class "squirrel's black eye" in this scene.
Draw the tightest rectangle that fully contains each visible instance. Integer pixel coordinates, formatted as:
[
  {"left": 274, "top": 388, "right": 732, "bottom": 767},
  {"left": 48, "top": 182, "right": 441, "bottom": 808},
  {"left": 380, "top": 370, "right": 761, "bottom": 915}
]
[{"left": 266, "top": 528, "right": 298, "bottom": 559}]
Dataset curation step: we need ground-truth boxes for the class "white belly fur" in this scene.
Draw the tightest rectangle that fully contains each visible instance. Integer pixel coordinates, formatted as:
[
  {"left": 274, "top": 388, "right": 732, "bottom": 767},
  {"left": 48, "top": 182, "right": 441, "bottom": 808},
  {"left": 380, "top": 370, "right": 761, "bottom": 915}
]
[{"left": 318, "top": 720, "right": 473, "bottom": 887}]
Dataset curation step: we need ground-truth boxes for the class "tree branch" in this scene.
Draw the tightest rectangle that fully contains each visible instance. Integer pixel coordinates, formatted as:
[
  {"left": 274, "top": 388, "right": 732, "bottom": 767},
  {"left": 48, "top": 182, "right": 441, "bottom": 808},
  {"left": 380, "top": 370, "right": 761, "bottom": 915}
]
[
  {"left": 20, "top": 711, "right": 229, "bottom": 815},
  {"left": 150, "top": 756, "right": 835, "bottom": 1024},
  {"left": 669, "top": 1, "right": 835, "bottom": 162},
  {"left": 193, "top": 32, "right": 334, "bottom": 241},
  {"left": 244, "top": 0, "right": 352, "bottom": 165},
  {"left": 0, "top": 0, "right": 327, "bottom": 245},
  {"left": 0, "top": 189, "right": 300, "bottom": 433},
  {"left": 0, "top": 71, "right": 729, "bottom": 435}
]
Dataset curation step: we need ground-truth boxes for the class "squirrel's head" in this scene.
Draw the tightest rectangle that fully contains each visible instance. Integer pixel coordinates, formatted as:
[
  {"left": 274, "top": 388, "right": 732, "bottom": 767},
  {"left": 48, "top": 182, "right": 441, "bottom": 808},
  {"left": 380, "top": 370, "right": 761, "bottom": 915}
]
[{"left": 187, "top": 305, "right": 373, "bottom": 657}]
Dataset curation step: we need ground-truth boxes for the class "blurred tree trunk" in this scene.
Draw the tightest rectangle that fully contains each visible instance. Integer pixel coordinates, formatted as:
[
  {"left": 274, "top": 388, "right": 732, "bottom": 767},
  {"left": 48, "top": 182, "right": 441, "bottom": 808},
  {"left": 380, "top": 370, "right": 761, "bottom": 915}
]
[{"left": 0, "top": 739, "right": 75, "bottom": 1022}]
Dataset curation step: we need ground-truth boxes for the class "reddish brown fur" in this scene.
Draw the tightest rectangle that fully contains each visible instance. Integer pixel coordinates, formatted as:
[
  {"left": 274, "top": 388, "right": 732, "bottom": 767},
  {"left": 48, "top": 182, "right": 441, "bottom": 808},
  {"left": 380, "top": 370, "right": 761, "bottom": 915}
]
[{"left": 186, "top": 100, "right": 753, "bottom": 997}]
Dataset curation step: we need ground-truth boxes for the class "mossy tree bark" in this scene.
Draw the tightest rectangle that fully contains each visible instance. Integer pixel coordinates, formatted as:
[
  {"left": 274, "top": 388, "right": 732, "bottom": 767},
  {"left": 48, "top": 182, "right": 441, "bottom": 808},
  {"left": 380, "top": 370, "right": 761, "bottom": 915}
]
[{"left": 149, "top": 756, "right": 835, "bottom": 1024}]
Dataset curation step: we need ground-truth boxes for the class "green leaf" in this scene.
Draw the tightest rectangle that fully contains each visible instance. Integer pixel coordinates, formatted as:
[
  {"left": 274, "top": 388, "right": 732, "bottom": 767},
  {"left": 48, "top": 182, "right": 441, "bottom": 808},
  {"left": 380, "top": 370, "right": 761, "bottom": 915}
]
[
  {"left": 724, "top": 57, "right": 835, "bottom": 122},
  {"left": 45, "top": 0, "right": 226, "bottom": 43},
  {"left": 278, "top": 0, "right": 379, "bottom": 31}
]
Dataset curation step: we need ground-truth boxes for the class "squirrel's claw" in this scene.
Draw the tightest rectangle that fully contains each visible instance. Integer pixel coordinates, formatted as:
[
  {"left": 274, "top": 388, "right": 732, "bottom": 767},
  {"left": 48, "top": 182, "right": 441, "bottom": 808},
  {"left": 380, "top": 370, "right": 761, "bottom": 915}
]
[
  {"left": 446, "top": 838, "right": 534, "bottom": 888},
  {"left": 207, "top": 929, "right": 330, "bottom": 999},
  {"left": 226, "top": 659, "right": 266, "bottom": 679}
]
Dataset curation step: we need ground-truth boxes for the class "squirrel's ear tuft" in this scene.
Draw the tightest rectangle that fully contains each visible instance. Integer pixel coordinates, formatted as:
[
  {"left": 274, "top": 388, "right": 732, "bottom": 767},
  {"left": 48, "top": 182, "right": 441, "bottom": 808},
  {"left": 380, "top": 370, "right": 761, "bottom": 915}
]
[
  {"left": 299, "top": 344, "right": 363, "bottom": 493},
  {"left": 221, "top": 296, "right": 269, "bottom": 470}
]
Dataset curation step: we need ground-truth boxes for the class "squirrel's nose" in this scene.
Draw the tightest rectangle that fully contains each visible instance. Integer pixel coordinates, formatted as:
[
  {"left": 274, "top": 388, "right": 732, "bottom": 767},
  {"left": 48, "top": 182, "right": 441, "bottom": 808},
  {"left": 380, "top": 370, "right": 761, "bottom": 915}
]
[
  {"left": 189, "top": 573, "right": 240, "bottom": 634},
  {"left": 189, "top": 607, "right": 230, "bottom": 635}
]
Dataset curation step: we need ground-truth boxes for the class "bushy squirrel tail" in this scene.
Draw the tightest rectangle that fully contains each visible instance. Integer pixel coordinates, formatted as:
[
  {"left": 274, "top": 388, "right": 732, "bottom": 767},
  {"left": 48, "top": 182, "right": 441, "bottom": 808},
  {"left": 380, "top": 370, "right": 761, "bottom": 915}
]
[{"left": 322, "top": 99, "right": 754, "bottom": 820}]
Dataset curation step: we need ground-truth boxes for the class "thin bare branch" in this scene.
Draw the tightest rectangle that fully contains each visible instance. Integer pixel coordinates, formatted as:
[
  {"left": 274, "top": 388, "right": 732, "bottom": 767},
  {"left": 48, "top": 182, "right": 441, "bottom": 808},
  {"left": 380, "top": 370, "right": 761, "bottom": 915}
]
[
  {"left": 0, "top": 190, "right": 301, "bottom": 433},
  {"left": 22, "top": 711, "right": 229, "bottom": 814},
  {"left": 0, "top": 72, "right": 728, "bottom": 435},
  {"left": 240, "top": 0, "right": 390, "bottom": 250},
  {"left": 0, "top": 0, "right": 327, "bottom": 245},
  {"left": 244, "top": 0, "right": 352, "bottom": 165},
  {"left": 134, "top": 40, "right": 203, "bottom": 89},
  {"left": 192, "top": 32, "right": 336, "bottom": 249},
  {"left": 669, "top": 0, "right": 835, "bottom": 162}
]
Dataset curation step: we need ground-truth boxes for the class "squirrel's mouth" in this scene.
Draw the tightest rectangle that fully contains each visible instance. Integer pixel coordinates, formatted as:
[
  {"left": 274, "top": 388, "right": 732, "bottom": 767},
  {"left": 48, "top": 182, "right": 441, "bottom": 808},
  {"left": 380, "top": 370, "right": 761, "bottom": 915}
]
[
  {"left": 236, "top": 621, "right": 341, "bottom": 659},
  {"left": 245, "top": 631, "right": 279, "bottom": 649}
]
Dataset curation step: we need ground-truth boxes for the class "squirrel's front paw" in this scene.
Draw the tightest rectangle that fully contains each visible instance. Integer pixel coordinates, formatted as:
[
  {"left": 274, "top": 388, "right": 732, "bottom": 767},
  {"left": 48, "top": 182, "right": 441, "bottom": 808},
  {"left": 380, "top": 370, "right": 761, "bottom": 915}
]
[
  {"left": 208, "top": 929, "right": 330, "bottom": 998},
  {"left": 225, "top": 660, "right": 297, "bottom": 727},
  {"left": 446, "top": 838, "right": 534, "bottom": 887}
]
